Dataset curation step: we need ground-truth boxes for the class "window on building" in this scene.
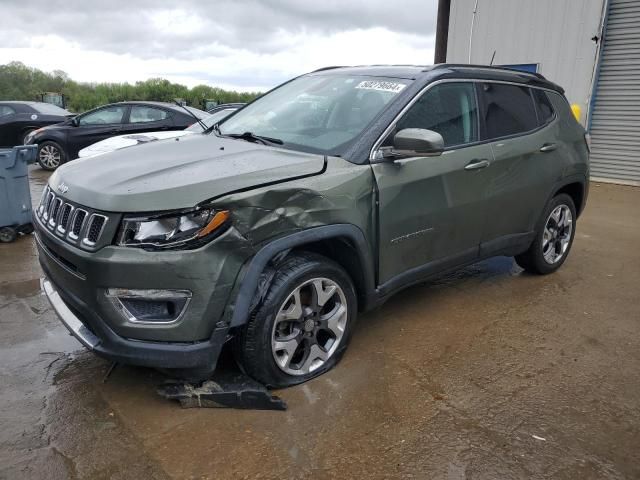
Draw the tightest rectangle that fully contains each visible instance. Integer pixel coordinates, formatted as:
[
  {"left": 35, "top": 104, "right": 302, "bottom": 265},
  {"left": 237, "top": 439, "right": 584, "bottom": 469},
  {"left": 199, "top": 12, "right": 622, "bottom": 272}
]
[
  {"left": 390, "top": 82, "right": 479, "bottom": 148},
  {"left": 481, "top": 83, "right": 538, "bottom": 139}
]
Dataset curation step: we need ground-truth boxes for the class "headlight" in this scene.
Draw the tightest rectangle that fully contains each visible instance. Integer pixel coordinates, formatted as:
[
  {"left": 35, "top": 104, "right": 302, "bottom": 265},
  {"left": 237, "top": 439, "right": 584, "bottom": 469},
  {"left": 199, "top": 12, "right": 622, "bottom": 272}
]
[
  {"left": 25, "top": 129, "right": 41, "bottom": 143},
  {"left": 117, "top": 208, "right": 230, "bottom": 249}
]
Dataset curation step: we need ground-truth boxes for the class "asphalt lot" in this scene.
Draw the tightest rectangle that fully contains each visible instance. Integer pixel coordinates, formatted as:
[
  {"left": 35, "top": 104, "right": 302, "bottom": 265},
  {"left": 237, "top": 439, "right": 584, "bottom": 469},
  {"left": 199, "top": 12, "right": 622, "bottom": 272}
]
[{"left": 1, "top": 167, "right": 639, "bottom": 479}]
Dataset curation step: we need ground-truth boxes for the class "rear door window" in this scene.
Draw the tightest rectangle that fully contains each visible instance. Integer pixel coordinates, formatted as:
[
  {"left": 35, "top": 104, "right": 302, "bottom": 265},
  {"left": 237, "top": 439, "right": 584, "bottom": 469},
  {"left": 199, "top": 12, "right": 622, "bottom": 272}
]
[
  {"left": 390, "top": 82, "right": 479, "bottom": 148},
  {"left": 129, "top": 106, "right": 169, "bottom": 123},
  {"left": 480, "top": 83, "right": 538, "bottom": 139},
  {"left": 0, "top": 105, "right": 16, "bottom": 117},
  {"left": 32, "top": 103, "right": 71, "bottom": 116},
  {"left": 532, "top": 89, "right": 555, "bottom": 125}
]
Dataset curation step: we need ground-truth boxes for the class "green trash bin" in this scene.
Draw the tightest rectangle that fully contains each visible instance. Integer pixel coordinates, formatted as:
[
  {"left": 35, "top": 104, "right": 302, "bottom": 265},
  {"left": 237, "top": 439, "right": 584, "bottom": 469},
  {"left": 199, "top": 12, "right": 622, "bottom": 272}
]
[{"left": 0, "top": 145, "right": 37, "bottom": 243}]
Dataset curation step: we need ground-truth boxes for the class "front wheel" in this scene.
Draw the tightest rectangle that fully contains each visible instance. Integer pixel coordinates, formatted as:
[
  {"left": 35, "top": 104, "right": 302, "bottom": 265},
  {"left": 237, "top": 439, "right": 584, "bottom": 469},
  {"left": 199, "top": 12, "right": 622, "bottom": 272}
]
[
  {"left": 515, "top": 193, "right": 577, "bottom": 275},
  {"left": 37, "top": 141, "right": 66, "bottom": 170},
  {"left": 234, "top": 252, "right": 357, "bottom": 388}
]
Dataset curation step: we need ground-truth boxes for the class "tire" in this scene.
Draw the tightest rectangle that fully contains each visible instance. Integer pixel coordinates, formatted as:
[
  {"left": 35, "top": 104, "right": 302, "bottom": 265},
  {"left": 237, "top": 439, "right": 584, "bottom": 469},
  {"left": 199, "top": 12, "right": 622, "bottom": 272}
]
[
  {"left": 234, "top": 252, "right": 358, "bottom": 388},
  {"left": 37, "top": 141, "right": 66, "bottom": 170},
  {"left": 0, "top": 227, "right": 17, "bottom": 243},
  {"left": 18, "top": 223, "right": 34, "bottom": 235},
  {"left": 515, "top": 193, "right": 577, "bottom": 275}
]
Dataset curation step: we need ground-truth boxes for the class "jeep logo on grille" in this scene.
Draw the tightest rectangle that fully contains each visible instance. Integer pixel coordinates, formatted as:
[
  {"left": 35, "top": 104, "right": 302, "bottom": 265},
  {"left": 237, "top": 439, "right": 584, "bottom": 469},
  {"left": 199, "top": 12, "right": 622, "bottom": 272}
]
[{"left": 57, "top": 183, "right": 69, "bottom": 194}]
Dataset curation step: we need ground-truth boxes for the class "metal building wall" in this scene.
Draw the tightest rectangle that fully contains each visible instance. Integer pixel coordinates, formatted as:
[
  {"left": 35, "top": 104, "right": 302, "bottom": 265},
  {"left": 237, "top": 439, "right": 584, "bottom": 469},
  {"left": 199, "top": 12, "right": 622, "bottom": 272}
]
[
  {"left": 446, "top": 0, "right": 606, "bottom": 125},
  {"left": 589, "top": 0, "right": 640, "bottom": 185}
]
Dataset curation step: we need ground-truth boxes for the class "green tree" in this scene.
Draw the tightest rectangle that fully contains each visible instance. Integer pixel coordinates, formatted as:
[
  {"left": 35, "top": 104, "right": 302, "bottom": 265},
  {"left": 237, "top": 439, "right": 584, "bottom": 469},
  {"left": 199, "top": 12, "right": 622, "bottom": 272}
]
[{"left": 0, "top": 62, "right": 261, "bottom": 113}]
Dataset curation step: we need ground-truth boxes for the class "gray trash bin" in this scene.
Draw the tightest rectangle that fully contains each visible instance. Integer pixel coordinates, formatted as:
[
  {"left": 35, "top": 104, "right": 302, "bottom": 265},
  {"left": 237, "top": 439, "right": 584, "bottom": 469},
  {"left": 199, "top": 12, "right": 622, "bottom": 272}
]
[{"left": 0, "top": 145, "right": 38, "bottom": 243}]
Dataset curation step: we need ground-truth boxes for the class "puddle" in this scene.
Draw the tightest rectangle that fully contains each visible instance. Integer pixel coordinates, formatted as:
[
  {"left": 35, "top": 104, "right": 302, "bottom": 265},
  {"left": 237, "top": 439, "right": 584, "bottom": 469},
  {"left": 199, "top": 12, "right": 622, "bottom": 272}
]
[{"left": 0, "top": 278, "right": 41, "bottom": 298}]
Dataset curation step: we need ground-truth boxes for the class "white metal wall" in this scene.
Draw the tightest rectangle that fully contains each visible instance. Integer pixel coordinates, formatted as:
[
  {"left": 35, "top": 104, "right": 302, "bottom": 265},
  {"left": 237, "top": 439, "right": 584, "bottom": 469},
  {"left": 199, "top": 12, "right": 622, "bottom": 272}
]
[
  {"left": 589, "top": 0, "right": 640, "bottom": 185},
  {"left": 446, "top": 0, "right": 606, "bottom": 125}
]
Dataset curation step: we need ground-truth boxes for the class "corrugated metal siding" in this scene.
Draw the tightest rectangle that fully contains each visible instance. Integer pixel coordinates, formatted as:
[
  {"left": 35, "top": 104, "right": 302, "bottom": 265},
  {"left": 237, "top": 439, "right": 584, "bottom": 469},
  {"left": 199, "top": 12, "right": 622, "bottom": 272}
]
[
  {"left": 590, "top": 0, "right": 640, "bottom": 185},
  {"left": 446, "top": 0, "right": 604, "bottom": 125}
]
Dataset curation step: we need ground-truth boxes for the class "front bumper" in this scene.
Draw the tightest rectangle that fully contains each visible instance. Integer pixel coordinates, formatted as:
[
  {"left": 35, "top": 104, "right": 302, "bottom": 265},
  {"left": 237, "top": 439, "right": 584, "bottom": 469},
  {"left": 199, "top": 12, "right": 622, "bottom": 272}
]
[
  {"left": 41, "top": 274, "right": 228, "bottom": 369},
  {"left": 34, "top": 205, "right": 251, "bottom": 369}
]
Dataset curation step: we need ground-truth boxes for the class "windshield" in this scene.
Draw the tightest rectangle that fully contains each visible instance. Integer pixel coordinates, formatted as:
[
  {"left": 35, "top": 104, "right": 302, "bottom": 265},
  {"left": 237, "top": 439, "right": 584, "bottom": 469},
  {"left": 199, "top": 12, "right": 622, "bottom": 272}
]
[
  {"left": 185, "top": 108, "right": 237, "bottom": 132},
  {"left": 218, "top": 75, "right": 410, "bottom": 155},
  {"left": 31, "top": 103, "right": 71, "bottom": 115}
]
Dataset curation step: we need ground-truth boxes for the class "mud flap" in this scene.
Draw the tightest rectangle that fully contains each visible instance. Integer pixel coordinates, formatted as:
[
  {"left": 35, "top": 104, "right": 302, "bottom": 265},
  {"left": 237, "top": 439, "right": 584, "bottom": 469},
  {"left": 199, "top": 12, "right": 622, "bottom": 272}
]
[{"left": 157, "top": 367, "right": 287, "bottom": 410}]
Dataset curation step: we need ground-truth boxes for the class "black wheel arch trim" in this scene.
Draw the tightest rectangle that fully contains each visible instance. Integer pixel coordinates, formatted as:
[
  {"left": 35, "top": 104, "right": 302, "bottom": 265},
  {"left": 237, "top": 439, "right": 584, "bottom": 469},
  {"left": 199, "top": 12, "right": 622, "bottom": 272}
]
[
  {"left": 548, "top": 174, "right": 588, "bottom": 217},
  {"left": 227, "top": 224, "right": 376, "bottom": 328}
]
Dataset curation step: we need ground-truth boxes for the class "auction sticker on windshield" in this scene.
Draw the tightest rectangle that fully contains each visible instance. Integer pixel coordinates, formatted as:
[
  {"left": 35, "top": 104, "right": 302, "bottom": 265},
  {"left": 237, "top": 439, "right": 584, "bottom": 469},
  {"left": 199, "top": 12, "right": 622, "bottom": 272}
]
[{"left": 355, "top": 81, "right": 406, "bottom": 93}]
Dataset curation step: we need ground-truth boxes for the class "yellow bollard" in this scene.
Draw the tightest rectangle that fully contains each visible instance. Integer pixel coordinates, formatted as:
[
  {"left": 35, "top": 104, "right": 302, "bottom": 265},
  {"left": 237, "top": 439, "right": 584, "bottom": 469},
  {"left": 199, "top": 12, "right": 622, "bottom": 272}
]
[{"left": 571, "top": 104, "right": 582, "bottom": 123}]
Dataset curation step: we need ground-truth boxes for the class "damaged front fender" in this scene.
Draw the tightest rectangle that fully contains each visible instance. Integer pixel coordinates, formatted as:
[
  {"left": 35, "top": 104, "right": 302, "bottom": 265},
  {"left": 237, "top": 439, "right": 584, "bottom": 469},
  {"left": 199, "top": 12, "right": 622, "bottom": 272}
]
[{"left": 208, "top": 157, "right": 378, "bottom": 328}]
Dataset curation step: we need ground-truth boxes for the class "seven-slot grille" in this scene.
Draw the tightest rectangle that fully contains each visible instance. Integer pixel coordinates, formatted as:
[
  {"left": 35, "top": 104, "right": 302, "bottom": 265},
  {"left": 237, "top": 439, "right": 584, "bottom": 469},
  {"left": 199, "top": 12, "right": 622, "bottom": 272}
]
[{"left": 36, "top": 185, "right": 108, "bottom": 248}]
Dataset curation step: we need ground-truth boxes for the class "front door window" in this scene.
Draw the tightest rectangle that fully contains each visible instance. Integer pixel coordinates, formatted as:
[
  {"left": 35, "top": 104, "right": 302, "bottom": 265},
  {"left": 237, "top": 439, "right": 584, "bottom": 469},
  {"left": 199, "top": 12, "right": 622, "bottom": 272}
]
[{"left": 79, "top": 106, "right": 127, "bottom": 125}]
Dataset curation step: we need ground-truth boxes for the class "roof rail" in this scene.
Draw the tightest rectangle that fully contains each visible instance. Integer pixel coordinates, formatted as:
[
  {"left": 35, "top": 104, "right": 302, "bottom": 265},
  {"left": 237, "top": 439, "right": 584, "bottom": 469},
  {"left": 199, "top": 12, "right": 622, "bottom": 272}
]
[
  {"left": 311, "top": 66, "right": 347, "bottom": 73},
  {"left": 429, "top": 63, "right": 547, "bottom": 80}
]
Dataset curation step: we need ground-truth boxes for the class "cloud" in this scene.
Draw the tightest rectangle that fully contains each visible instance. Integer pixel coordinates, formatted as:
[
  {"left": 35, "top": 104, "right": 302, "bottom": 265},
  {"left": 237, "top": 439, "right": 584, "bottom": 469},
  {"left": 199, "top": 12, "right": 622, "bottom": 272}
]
[{"left": 0, "top": 0, "right": 437, "bottom": 90}]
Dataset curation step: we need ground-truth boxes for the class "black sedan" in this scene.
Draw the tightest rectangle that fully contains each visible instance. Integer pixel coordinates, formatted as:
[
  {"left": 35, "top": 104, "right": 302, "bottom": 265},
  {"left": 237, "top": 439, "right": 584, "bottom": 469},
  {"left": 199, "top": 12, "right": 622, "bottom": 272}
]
[
  {"left": 0, "top": 101, "right": 73, "bottom": 148},
  {"left": 25, "top": 101, "right": 207, "bottom": 170}
]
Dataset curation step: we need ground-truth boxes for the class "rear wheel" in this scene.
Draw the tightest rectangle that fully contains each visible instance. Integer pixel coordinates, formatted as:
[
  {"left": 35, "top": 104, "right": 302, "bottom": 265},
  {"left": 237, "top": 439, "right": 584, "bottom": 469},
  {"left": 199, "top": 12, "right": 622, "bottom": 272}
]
[
  {"left": 0, "top": 227, "right": 17, "bottom": 243},
  {"left": 234, "top": 252, "right": 357, "bottom": 388},
  {"left": 38, "top": 141, "right": 65, "bottom": 170},
  {"left": 515, "top": 193, "right": 576, "bottom": 274}
]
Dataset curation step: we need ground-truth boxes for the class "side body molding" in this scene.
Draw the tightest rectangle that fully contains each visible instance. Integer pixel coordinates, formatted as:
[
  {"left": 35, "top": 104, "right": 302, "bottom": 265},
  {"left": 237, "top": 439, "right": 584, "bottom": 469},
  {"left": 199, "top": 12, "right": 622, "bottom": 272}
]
[{"left": 228, "top": 224, "right": 376, "bottom": 327}]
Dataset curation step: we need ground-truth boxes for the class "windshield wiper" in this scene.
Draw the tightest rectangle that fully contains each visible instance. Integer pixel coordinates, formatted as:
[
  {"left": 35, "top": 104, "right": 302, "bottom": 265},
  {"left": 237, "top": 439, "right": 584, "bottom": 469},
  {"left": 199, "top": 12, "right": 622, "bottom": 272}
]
[
  {"left": 224, "top": 131, "right": 283, "bottom": 145},
  {"left": 174, "top": 99, "right": 208, "bottom": 131}
]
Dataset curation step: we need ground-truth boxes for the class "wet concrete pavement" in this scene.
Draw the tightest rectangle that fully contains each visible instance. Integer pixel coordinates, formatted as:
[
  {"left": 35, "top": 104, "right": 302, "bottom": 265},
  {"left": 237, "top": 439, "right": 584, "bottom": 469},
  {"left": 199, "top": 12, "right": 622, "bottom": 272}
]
[{"left": 1, "top": 168, "right": 639, "bottom": 479}]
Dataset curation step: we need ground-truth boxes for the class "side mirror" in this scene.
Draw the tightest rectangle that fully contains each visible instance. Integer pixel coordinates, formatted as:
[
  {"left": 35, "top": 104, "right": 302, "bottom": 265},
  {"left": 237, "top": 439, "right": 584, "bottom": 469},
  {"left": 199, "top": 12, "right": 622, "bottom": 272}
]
[
  {"left": 383, "top": 128, "right": 444, "bottom": 159},
  {"left": 71, "top": 117, "right": 79, "bottom": 127}
]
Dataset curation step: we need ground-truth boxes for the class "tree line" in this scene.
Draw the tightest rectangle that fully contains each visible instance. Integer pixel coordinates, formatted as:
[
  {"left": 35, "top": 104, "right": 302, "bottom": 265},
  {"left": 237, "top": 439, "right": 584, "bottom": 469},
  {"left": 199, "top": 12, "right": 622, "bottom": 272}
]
[{"left": 0, "top": 62, "right": 261, "bottom": 113}]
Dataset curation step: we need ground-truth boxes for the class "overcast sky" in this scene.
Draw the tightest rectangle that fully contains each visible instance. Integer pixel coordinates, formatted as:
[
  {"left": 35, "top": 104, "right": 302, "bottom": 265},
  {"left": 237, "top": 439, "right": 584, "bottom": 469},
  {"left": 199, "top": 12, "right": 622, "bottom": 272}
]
[{"left": 0, "top": 0, "right": 437, "bottom": 91}]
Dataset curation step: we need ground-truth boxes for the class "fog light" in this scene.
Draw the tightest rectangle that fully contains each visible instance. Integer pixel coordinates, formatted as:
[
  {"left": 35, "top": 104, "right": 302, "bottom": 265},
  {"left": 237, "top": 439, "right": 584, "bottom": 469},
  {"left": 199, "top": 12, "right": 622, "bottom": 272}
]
[{"left": 106, "top": 288, "right": 192, "bottom": 324}]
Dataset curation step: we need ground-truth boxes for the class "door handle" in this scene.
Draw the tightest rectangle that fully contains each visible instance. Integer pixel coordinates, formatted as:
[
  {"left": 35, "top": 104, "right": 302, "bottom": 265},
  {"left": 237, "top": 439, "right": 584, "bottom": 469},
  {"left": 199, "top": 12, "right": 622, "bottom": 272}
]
[
  {"left": 464, "top": 159, "right": 490, "bottom": 171},
  {"left": 540, "top": 143, "right": 557, "bottom": 153}
]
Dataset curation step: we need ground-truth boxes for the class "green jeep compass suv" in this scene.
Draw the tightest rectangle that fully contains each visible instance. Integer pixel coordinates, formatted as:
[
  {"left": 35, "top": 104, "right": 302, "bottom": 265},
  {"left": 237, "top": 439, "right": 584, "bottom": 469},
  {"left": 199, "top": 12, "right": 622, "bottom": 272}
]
[{"left": 36, "top": 65, "right": 589, "bottom": 387}]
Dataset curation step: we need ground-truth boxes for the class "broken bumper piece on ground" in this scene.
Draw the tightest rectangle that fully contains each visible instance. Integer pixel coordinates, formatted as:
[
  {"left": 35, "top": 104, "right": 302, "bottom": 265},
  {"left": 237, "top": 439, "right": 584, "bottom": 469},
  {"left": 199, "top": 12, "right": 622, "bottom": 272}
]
[{"left": 157, "top": 369, "right": 287, "bottom": 410}]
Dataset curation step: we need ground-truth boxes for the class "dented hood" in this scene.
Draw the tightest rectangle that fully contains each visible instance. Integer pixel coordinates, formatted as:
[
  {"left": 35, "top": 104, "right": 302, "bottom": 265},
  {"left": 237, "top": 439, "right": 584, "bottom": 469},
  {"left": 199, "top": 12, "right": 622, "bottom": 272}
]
[{"left": 49, "top": 134, "right": 325, "bottom": 212}]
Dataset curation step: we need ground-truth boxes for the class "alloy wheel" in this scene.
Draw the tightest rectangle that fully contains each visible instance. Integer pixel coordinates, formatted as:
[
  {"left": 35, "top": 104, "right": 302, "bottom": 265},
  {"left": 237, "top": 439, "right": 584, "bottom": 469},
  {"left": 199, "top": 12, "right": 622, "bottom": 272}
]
[
  {"left": 542, "top": 204, "right": 573, "bottom": 264},
  {"left": 39, "top": 145, "right": 61, "bottom": 169},
  {"left": 271, "top": 277, "right": 348, "bottom": 376}
]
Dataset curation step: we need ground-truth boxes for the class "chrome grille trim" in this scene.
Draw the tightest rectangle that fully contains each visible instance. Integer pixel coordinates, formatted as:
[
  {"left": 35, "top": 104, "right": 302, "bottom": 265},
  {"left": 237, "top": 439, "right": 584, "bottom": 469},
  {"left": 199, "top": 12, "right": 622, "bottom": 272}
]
[
  {"left": 69, "top": 209, "right": 88, "bottom": 241},
  {"left": 42, "top": 191, "right": 54, "bottom": 221},
  {"left": 56, "top": 204, "right": 74, "bottom": 235},
  {"left": 82, "top": 214, "right": 108, "bottom": 247},
  {"left": 48, "top": 198, "right": 63, "bottom": 228},
  {"left": 35, "top": 187, "right": 110, "bottom": 249}
]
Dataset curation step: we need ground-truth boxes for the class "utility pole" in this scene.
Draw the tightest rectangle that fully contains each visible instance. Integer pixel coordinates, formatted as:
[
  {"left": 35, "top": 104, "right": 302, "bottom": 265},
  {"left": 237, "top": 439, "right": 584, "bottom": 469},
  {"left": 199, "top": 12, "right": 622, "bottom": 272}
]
[{"left": 434, "top": 0, "right": 451, "bottom": 63}]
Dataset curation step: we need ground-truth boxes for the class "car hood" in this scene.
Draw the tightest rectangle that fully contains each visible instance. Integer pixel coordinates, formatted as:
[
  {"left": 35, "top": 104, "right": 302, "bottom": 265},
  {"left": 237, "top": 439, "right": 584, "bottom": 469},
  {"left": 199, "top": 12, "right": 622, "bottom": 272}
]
[
  {"left": 35, "top": 120, "right": 73, "bottom": 132},
  {"left": 49, "top": 134, "right": 326, "bottom": 213},
  {"left": 78, "top": 130, "right": 194, "bottom": 158}
]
